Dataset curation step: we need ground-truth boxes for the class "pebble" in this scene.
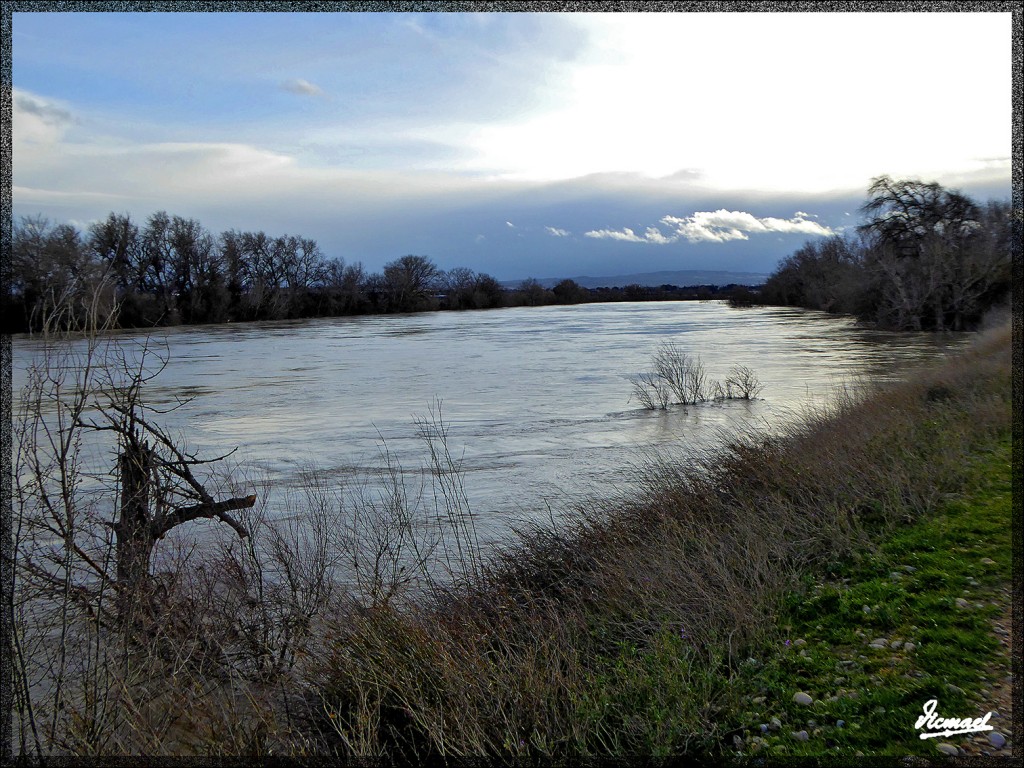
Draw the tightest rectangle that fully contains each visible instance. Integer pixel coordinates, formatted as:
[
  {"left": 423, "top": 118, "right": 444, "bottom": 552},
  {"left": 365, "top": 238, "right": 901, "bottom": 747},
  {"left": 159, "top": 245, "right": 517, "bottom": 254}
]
[
  {"left": 890, "top": 639, "right": 902, "bottom": 649},
  {"left": 793, "top": 692, "right": 813, "bottom": 706},
  {"left": 759, "top": 723, "right": 768, "bottom": 733},
  {"left": 988, "top": 732, "right": 1006, "bottom": 749},
  {"left": 791, "top": 730, "right": 809, "bottom": 742},
  {"left": 935, "top": 743, "right": 959, "bottom": 756},
  {"left": 955, "top": 597, "right": 971, "bottom": 609},
  {"left": 902, "top": 565, "right": 917, "bottom": 573},
  {"left": 981, "top": 557, "right": 996, "bottom": 565},
  {"left": 836, "top": 720, "right": 845, "bottom": 728},
  {"left": 752, "top": 696, "right": 766, "bottom": 705},
  {"left": 769, "top": 717, "right": 782, "bottom": 731},
  {"left": 904, "top": 642, "right": 916, "bottom": 652},
  {"left": 946, "top": 684, "right": 966, "bottom": 696},
  {"left": 793, "top": 638, "right": 807, "bottom": 647},
  {"left": 889, "top": 571, "right": 902, "bottom": 580},
  {"left": 862, "top": 605, "right": 871, "bottom": 613}
]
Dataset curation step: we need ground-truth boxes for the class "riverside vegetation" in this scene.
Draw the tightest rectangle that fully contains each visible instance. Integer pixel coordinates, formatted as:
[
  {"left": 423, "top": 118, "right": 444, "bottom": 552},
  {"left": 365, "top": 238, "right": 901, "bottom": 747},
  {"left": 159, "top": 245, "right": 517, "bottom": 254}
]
[
  {"left": 6, "top": 214, "right": 746, "bottom": 335},
  {"left": 6, "top": 281, "right": 1012, "bottom": 758},
  {"left": 757, "top": 176, "right": 1012, "bottom": 331}
]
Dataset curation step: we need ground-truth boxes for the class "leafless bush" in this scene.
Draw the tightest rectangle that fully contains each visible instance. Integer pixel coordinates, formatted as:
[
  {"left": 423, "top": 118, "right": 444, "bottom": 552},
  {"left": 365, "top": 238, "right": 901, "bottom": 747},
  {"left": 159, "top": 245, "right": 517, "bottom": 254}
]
[
  {"left": 416, "top": 401, "right": 484, "bottom": 589},
  {"left": 654, "top": 341, "right": 709, "bottom": 404},
  {"left": 631, "top": 371, "right": 673, "bottom": 410},
  {"left": 631, "top": 342, "right": 759, "bottom": 410},
  {"left": 725, "top": 365, "right": 764, "bottom": 400}
]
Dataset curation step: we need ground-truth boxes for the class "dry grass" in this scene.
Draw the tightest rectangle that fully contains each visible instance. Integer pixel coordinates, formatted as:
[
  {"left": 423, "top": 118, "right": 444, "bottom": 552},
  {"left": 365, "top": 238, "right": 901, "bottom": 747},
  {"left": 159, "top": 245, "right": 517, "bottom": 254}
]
[{"left": 10, "top": 320, "right": 1011, "bottom": 758}]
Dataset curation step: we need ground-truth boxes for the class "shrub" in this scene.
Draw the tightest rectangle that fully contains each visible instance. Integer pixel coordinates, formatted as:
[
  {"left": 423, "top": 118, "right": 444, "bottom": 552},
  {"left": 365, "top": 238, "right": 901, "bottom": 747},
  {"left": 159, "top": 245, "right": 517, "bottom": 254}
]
[
  {"left": 631, "top": 342, "right": 761, "bottom": 410},
  {"left": 725, "top": 365, "right": 763, "bottom": 400}
]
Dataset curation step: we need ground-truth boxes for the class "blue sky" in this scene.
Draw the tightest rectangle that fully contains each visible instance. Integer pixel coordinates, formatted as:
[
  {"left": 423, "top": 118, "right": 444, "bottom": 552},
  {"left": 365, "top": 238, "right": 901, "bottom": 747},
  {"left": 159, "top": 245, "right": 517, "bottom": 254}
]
[{"left": 12, "top": 10, "right": 1013, "bottom": 281}]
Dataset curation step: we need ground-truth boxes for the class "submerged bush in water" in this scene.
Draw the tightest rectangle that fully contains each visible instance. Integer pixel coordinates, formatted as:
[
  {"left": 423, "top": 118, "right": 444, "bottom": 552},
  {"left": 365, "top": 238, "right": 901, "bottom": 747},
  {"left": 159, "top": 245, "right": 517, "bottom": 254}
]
[
  {"left": 631, "top": 342, "right": 763, "bottom": 410},
  {"left": 726, "top": 365, "right": 764, "bottom": 400}
]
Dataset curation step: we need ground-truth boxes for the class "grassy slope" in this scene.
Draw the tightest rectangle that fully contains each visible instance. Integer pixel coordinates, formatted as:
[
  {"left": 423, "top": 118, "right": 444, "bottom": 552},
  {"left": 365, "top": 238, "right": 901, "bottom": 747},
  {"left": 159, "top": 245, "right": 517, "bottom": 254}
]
[{"left": 718, "top": 434, "right": 1013, "bottom": 758}]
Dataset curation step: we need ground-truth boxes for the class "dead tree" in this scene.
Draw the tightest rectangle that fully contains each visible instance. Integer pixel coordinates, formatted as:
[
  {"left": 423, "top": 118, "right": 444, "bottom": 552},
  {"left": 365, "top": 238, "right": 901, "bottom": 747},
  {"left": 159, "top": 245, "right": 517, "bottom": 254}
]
[
  {"left": 96, "top": 399, "right": 257, "bottom": 610},
  {"left": 113, "top": 425, "right": 256, "bottom": 593},
  {"left": 17, "top": 327, "right": 259, "bottom": 620}
]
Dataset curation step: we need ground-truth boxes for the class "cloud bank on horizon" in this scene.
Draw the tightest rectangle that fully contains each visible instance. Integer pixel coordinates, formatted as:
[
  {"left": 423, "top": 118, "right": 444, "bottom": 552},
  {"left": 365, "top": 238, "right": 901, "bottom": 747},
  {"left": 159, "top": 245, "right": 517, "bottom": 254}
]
[
  {"left": 586, "top": 211, "right": 833, "bottom": 245},
  {"left": 11, "top": 10, "right": 1012, "bottom": 279}
]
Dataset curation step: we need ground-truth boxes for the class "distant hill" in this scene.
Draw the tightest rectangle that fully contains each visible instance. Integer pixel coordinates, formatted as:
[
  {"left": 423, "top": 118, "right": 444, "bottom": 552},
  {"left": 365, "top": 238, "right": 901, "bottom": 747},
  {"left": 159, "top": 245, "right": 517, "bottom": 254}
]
[{"left": 500, "top": 270, "right": 769, "bottom": 290}]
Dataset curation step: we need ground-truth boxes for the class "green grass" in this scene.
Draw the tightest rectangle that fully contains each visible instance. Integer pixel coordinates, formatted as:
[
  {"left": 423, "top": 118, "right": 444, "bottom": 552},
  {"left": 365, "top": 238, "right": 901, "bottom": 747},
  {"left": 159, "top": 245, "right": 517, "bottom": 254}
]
[{"left": 717, "top": 435, "right": 1012, "bottom": 758}]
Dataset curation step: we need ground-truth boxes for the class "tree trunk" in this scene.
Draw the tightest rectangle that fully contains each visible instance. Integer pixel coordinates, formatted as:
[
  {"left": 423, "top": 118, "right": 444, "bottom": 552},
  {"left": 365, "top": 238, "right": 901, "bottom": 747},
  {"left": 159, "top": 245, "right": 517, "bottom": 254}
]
[{"left": 115, "top": 439, "right": 158, "bottom": 590}]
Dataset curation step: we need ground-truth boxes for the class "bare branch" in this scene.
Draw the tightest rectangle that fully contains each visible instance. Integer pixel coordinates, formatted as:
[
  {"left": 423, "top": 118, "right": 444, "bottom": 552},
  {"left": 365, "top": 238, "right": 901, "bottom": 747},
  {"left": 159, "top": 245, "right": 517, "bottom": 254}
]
[{"left": 151, "top": 495, "right": 256, "bottom": 540}]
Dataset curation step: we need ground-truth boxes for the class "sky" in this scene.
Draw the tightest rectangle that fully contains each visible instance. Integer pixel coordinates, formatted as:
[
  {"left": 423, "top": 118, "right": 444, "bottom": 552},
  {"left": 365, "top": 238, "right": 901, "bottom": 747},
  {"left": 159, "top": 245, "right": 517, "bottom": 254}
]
[{"left": 11, "top": 10, "right": 1013, "bottom": 282}]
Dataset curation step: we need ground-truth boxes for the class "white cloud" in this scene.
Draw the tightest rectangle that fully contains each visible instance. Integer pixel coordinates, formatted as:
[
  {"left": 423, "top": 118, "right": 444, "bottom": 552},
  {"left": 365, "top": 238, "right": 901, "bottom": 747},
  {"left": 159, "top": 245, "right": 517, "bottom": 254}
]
[
  {"left": 506, "top": 221, "right": 516, "bottom": 228},
  {"left": 641, "top": 227, "right": 672, "bottom": 244},
  {"left": 545, "top": 226, "right": 571, "bottom": 237},
  {"left": 587, "top": 210, "right": 833, "bottom": 245},
  {"left": 757, "top": 216, "right": 833, "bottom": 235},
  {"left": 662, "top": 210, "right": 832, "bottom": 243},
  {"left": 584, "top": 226, "right": 671, "bottom": 244},
  {"left": 282, "top": 78, "right": 324, "bottom": 97}
]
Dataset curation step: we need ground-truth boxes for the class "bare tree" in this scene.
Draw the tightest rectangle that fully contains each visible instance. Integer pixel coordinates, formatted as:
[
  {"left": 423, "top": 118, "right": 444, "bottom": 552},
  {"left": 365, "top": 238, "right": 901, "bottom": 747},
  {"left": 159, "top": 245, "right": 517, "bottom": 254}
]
[
  {"left": 441, "top": 267, "right": 478, "bottom": 310},
  {"left": 7, "top": 286, "right": 278, "bottom": 755},
  {"left": 10, "top": 216, "right": 114, "bottom": 332},
  {"left": 858, "top": 175, "right": 981, "bottom": 257},
  {"left": 16, "top": 304, "right": 257, "bottom": 616},
  {"left": 382, "top": 255, "right": 440, "bottom": 313}
]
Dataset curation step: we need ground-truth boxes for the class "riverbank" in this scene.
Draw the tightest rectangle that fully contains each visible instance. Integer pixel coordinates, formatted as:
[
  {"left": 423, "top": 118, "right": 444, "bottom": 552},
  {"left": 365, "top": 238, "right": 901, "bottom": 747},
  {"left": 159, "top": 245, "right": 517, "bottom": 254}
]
[
  {"left": 11, "top": 319, "right": 1011, "bottom": 759},
  {"left": 301, "top": 321, "right": 1011, "bottom": 759}
]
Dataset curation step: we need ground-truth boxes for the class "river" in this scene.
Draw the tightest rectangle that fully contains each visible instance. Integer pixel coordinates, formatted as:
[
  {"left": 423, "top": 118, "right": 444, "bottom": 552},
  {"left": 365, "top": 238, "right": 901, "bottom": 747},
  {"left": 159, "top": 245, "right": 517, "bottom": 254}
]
[{"left": 11, "top": 301, "right": 966, "bottom": 546}]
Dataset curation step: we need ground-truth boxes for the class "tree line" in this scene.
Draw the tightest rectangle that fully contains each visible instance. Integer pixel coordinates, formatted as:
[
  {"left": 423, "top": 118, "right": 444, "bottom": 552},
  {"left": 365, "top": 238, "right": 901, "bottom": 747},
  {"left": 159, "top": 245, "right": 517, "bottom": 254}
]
[
  {"left": 6, "top": 212, "right": 506, "bottom": 332},
  {"left": 5, "top": 210, "right": 755, "bottom": 333},
  {"left": 758, "top": 176, "right": 1013, "bottom": 331}
]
